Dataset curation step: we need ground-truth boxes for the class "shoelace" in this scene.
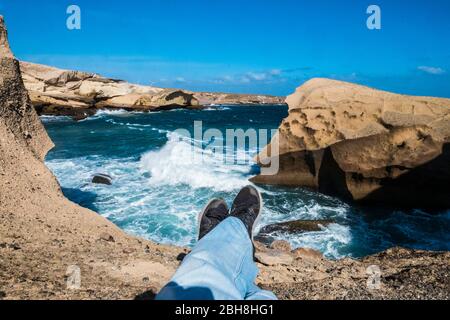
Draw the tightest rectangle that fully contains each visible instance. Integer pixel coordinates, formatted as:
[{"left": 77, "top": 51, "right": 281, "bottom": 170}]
[
  {"left": 207, "top": 207, "right": 227, "bottom": 220},
  {"left": 231, "top": 203, "right": 256, "bottom": 216}
]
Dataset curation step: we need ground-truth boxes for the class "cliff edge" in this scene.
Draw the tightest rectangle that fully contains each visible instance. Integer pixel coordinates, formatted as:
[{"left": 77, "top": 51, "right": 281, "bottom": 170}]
[
  {"left": 0, "top": 15, "right": 182, "bottom": 299},
  {"left": 252, "top": 78, "right": 450, "bottom": 208}
]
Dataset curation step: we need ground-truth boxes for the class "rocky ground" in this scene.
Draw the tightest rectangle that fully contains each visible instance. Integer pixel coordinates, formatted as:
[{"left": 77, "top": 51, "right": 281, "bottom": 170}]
[
  {"left": 257, "top": 243, "right": 450, "bottom": 300},
  {"left": 1, "top": 15, "right": 449, "bottom": 300}
]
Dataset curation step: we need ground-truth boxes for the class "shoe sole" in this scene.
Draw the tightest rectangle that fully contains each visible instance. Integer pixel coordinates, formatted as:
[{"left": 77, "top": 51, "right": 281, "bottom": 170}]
[{"left": 197, "top": 198, "right": 220, "bottom": 240}]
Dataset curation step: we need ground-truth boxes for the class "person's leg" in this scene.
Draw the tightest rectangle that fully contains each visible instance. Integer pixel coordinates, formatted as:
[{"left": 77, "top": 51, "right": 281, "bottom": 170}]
[
  {"left": 245, "top": 283, "right": 277, "bottom": 300},
  {"left": 157, "top": 216, "right": 272, "bottom": 299},
  {"left": 156, "top": 186, "right": 277, "bottom": 300}
]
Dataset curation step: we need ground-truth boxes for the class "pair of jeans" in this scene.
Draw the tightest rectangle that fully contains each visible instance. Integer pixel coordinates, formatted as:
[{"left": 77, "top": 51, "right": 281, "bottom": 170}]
[{"left": 156, "top": 217, "right": 277, "bottom": 300}]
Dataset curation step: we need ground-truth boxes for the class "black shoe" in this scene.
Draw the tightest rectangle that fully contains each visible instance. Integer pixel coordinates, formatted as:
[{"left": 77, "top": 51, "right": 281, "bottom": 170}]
[
  {"left": 198, "top": 198, "right": 229, "bottom": 240},
  {"left": 230, "top": 185, "right": 262, "bottom": 240}
]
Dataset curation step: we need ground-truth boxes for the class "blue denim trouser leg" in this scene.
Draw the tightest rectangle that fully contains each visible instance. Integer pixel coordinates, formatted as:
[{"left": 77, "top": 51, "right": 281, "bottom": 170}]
[{"left": 156, "top": 217, "right": 277, "bottom": 300}]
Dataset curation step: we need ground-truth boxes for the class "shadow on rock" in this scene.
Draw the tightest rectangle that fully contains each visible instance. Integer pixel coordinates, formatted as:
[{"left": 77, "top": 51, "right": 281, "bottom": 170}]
[
  {"left": 61, "top": 187, "right": 99, "bottom": 212},
  {"left": 134, "top": 290, "right": 157, "bottom": 300}
]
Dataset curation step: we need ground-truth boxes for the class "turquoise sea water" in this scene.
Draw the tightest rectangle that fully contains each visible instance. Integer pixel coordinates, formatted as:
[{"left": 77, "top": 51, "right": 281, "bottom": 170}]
[{"left": 42, "top": 105, "right": 450, "bottom": 259}]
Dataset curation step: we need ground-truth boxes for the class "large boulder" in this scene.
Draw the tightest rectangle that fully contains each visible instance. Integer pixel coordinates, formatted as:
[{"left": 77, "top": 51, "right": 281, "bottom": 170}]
[
  {"left": 97, "top": 89, "right": 199, "bottom": 110},
  {"left": 252, "top": 78, "right": 450, "bottom": 208},
  {"left": 76, "top": 77, "right": 161, "bottom": 99}
]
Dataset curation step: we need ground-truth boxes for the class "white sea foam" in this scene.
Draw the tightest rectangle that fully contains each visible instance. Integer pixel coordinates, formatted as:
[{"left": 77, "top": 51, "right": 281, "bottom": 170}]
[
  {"left": 40, "top": 115, "right": 72, "bottom": 122},
  {"left": 288, "top": 223, "right": 352, "bottom": 259},
  {"left": 44, "top": 121, "right": 358, "bottom": 257},
  {"left": 94, "top": 109, "right": 135, "bottom": 116},
  {"left": 140, "top": 132, "right": 250, "bottom": 192},
  {"left": 203, "top": 106, "right": 232, "bottom": 111},
  {"left": 76, "top": 109, "right": 146, "bottom": 122}
]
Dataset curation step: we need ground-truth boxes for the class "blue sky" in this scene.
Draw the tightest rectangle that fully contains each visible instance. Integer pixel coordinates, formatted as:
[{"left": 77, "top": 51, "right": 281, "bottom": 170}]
[{"left": 1, "top": 0, "right": 449, "bottom": 97}]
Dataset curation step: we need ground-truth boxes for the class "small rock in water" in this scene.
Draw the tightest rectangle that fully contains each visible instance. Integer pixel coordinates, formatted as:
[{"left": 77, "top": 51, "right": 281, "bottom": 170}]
[
  {"left": 260, "top": 219, "right": 334, "bottom": 234},
  {"left": 92, "top": 174, "right": 112, "bottom": 185}
]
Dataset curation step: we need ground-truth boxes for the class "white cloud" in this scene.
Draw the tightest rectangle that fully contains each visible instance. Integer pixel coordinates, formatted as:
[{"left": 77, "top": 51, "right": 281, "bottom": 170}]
[
  {"left": 269, "top": 69, "right": 282, "bottom": 76},
  {"left": 246, "top": 72, "right": 268, "bottom": 81},
  {"left": 239, "top": 70, "right": 284, "bottom": 83},
  {"left": 210, "top": 67, "right": 309, "bottom": 86},
  {"left": 418, "top": 66, "right": 445, "bottom": 75},
  {"left": 175, "top": 77, "right": 186, "bottom": 83},
  {"left": 330, "top": 72, "right": 358, "bottom": 82}
]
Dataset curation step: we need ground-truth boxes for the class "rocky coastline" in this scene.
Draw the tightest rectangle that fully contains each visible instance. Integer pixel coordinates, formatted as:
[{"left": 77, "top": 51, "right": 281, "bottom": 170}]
[
  {"left": 1, "top": 16, "right": 449, "bottom": 300},
  {"left": 19, "top": 61, "right": 285, "bottom": 120}
]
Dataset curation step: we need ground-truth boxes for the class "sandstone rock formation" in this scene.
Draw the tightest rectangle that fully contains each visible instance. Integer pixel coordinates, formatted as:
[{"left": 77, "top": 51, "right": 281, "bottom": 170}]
[
  {"left": 252, "top": 78, "right": 450, "bottom": 208},
  {"left": 20, "top": 61, "right": 200, "bottom": 119},
  {"left": 193, "top": 91, "right": 285, "bottom": 106},
  {"left": 0, "top": 27, "right": 53, "bottom": 160},
  {"left": 1, "top": 16, "right": 449, "bottom": 300},
  {"left": 20, "top": 61, "right": 285, "bottom": 120},
  {"left": 0, "top": 15, "right": 181, "bottom": 299}
]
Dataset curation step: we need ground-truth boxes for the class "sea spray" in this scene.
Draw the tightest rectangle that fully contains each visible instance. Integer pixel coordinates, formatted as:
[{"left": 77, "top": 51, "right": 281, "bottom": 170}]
[
  {"left": 42, "top": 106, "right": 450, "bottom": 258},
  {"left": 140, "top": 131, "right": 251, "bottom": 192}
]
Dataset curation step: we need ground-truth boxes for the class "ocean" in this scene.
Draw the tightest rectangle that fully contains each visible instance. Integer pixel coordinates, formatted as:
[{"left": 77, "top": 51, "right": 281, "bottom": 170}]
[{"left": 42, "top": 105, "right": 450, "bottom": 259}]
